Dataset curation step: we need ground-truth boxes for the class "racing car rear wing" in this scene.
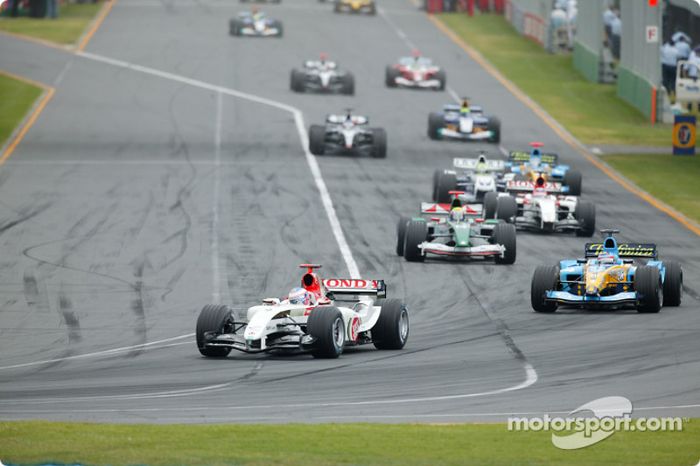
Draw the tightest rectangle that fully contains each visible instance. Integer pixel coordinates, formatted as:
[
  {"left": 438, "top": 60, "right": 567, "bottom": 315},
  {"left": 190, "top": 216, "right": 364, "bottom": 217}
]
[
  {"left": 505, "top": 180, "right": 564, "bottom": 193},
  {"left": 453, "top": 158, "right": 505, "bottom": 171},
  {"left": 508, "top": 151, "right": 559, "bottom": 165},
  {"left": 420, "top": 202, "right": 483, "bottom": 216},
  {"left": 322, "top": 279, "right": 386, "bottom": 298},
  {"left": 584, "top": 243, "right": 658, "bottom": 259}
]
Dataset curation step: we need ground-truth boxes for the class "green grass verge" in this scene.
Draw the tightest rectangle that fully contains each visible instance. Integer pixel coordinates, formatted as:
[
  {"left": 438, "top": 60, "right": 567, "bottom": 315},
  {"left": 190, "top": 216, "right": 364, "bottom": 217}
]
[
  {"left": 0, "top": 73, "right": 42, "bottom": 149},
  {"left": 604, "top": 153, "right": 700, "bottom": 224},
  {"left": 438, "top": 13, "right": 672, "bottom": 147},
  {"left": 1, "top": 421, "right": 699, "bottom": 465},
  {"left": 0, "top": 2, "right": 102, "bottom": 45}
]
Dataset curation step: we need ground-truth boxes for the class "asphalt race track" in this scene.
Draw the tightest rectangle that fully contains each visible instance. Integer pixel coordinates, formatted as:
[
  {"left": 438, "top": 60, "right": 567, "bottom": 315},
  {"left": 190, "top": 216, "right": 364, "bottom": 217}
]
[{"left": 0, "top": 0, "right": 698, "bottom": 423}]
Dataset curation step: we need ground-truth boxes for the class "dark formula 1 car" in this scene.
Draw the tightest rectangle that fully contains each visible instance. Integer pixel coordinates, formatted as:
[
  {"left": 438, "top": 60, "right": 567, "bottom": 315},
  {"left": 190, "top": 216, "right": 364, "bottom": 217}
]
[
  {"left": 505, "top": 142, "right": 582, "bottom": 195},
  {"left": 385, "top": 54, "right": 446, "bottom": 90},
  {"left": 334, "top": 0, "right": 376, "bottom": 14},
  {"left": 229, "top": 11, "right": 283, "bottom": 37},
  {"left": 290, "top": 55, "right": 354, "bottom": 95},
  {"left": 397, "top": 191, "right": 516, "bottom": 264},
  {"left": 428, "top": 101, "right": 500, "bottom": 143},
  {"left": 531, "top": 229, "right": 683, "bottom": 313},
  {"left": 432, "top": 153, "right": 507, "bottom": 204},
  {"left": 308, "top": 110, "right": 387, "bottom": 158}
]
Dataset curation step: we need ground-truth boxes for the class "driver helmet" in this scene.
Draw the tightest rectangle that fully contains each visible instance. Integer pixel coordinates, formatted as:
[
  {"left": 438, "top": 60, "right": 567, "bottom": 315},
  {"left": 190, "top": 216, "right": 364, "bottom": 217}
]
[
  {"left": 530, "top": 155, "right": 541, "bottom": 169},
  {"left": 449, "top": 206, "right": 465, "bottom": 222},
  {"left": 476, "top": 154, "right": 488, "bottom": 173},
  {"left": 460, "top": 98, "right": 470, "bottom": 115},
  {"left": 319, "top": 52, "right": 328, "bottom": 65},
  {"left": 288, "top": 287, "right": 311, "bottom": 305}
]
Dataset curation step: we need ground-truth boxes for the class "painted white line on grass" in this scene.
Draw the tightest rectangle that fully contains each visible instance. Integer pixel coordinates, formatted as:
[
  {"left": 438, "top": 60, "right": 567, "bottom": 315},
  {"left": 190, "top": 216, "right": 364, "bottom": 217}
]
[{"left": 78, "top": 51, "right": 360, "bottom": 279}]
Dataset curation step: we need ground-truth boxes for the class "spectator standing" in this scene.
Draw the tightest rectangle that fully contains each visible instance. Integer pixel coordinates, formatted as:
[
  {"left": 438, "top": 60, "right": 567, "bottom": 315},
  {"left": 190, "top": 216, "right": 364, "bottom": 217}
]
[
  {"left": 610, "top": 9, "right": 621, "bottom": 60},
  {"left": 603, "top": 4, "right": 616, "bottom": 42},
  {"left": 46, "top": 0, "right": 57, "bottom": 18},
  {"left": 661, "top": 39, "right": 679, "bottom": 95},
  {"left": 672, "top": 32, "right": 692, "bottom": 61}
]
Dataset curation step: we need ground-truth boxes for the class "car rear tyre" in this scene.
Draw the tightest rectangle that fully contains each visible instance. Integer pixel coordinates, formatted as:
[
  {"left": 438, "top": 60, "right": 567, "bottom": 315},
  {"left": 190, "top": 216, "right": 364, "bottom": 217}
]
[
  {"left": 483, "top": 191, "right": 498, "bottom": 219},
  {"left": 487, "top": 117, "right": 501, "bottom": 143},
  {"left": 396, "top": 215, "right": 410, "bottom": 256},
  {"left": 404, "top": 220, "right": 427, "bottom": 262},
  {"left": 434, "top": 69, "right": 446, "bottom": 90},
  {"left": 575, "top": 201, "right": 596, "bottom": 237},
  {"left": 428, "top": 112, "right": 444, "bottom": 140},
  {"left": 341, "top": 72, "right": 355, "bottom": 95},
  {"left": 563, "top": 169, "right": 582, "bottom": 196},
  {"left": 435, "top": 171, "right": 457, "bottom": 203},
  {"left": 492, "top": 222, "right": 516, "bottom": 264},
  {"left": 496, "top": 195, "right": 517, "bottom": 223},
  {"left": 371, "top": 128, "right": 387, "bottom": 158},
  {"left": 662, "top": 261, "right": 682, "bottom": 307},
  {"left": 635, "top": 266, "right": 662, "bottom": 313},
  {"left": 308, "top": 306, "right": 345, "bottom": 358},
  {"left": 309, "top": 124, "right": 326, "bottom": 155},
  {"left": 531, "top": 266, "right": 559, "bottom": 312},
  {"left": 373, "top": 299, "right": 409, "bottom": 350},
  {"left": 196, "top": 304, "right": 233, "bottom": 357}
]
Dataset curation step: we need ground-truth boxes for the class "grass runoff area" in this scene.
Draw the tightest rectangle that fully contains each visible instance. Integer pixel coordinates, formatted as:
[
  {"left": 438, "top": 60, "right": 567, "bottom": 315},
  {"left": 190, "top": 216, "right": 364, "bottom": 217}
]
[
  {"left": 605, "top": 153, "right": 700, "bottom": 224},
  {"left": 438, "top": 13, "right": 670, "bottom": 147},
  {"left": 0, "top": 1, "right": 102, "bottom": 45},
  {"left": 0, "top": 72, "right": 41, "bottom": 148},
  {"left": 0, "top": 421, "right": 699, "bottom": 466}
]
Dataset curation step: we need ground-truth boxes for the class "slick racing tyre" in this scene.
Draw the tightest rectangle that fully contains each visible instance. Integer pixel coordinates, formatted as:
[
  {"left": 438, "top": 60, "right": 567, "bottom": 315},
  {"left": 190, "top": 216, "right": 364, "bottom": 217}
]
[
  {"left": 531, "top": 266, "right": 559, "bottom": 313},
  {"left": 385, "top": 65, "right": 399, "bottom": 87},
  {"left": 563, "top": 169, "right": 582, "bottom": 196},
  {"left": 309, "top": 124, "right": 326, "bottom": 155},
  {"left": 662, "top": 261, "right": 683, "bottom": 307},
  {"left": 308, "top": 306, "right": 345, "bottom": 358},
  {"left": 373, "top": 299, "right": 409, "bottom": 350},
  {"left": 434, "top": 69, "right": 446, "bottom": 91},
  {"left": 492, "top": 222, "right": 516, "bottom": 265},
  {"left": 496, "top": 195, "right": 517, "bottom": 223},
  {"left": 290, "top": 69, "right": 304, "bottom": 92},
  {"left": 371, "top": 128, "right": 387, "bottom": 158},
  {"left": 273, "top": 21, "right": 284, "bottom": 38},
  {"left": 575, "top": 201, "right": 596, "bottom": 237},
  {"left": 427, "top": 112, "right": 444, "bottom": 140},
  {"left": 435, "top": 171, "right": 457, "bottom": 203},
  {"left": 196, "top": 305, "right": 233, "bottom": 357},
  {"left": 229, "top": 19, "right": 241, "bottom": 36},
  {"left": 483, "top": 191, "right": 498, "bottom": 219},
  {"left": 487, "top": 117, "right": 501, "bottom": 143},
  {"left": 396, "top": 215, "right": 410, "bottom": 256},
  {"left": 404, "top": 220, "right": 428, "bottom": 262},
  {"left": 341, "top": 72, "right": 355, "bottom": 95},
  {"left": 635, "top": 266, "right": 662, "bottom": 313}
]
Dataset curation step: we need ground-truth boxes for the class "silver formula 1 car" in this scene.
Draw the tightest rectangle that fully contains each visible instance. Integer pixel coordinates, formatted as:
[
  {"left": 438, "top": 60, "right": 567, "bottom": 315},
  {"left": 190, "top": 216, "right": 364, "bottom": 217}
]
[
  {"left": 432, "top": 153, "right": 507, "bottom": 204},
  {"left": 397, "top": 192, "right": 516, "bottom": 264},
  {"left": 484, "top": 176, "right": 596, "bottom": 236},
  {"left": 291, "top": 56, "right": 354, "bottom": 94},
  {"left": 386, "top": 54, "right": 446, "bottom": 90},
  {"left": 308, "top": 110, "right": 387, "bottom": 158},
  {"left": 229, "top": 11, "right": 283, "bottom": 37},
  {"left": 196, "top": 264, "right": 408, "bottom": 359},
  {"left": 428, "top": 101, "right": 500, "bottom": 143}
]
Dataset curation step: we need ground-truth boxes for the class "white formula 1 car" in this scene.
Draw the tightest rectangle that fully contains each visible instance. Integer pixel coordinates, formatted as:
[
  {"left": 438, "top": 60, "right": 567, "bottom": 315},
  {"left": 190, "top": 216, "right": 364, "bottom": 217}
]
[
  {"left": 229, "top": 11, "right": 283, "bottom": 37},
  {"left": 484, "top": 176, "right": 596, "bottom": 236},
  {"left": 428, "top": 101, "right": 500, "bottom": 143},
  {"left": 432, "top": 154, "right": 506, "bottom": 203},
  {"left": 196, "top": 265, "right": 408, "bottom": 358},
  {"left": 308, "top": 110, "right": 387, "bottom": 158},
  {"left": 290, "top": 55, "right": 354, "bottom": 94},
  {"left": 386, "top": 54, "right": 446, "bottom": 90}
]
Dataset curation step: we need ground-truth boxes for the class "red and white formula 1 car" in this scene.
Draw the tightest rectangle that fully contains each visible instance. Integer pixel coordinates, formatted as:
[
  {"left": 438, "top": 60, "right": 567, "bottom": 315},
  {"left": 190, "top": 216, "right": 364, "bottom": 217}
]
[
  {"left": 484, "top": 176, "right": 596, "bottom": 236},
  {"left": 385, "top": 52, "right": 446, "bottom": 90},
  {"left": 196, "top": 265, "right": 408, "bottom": 359}
]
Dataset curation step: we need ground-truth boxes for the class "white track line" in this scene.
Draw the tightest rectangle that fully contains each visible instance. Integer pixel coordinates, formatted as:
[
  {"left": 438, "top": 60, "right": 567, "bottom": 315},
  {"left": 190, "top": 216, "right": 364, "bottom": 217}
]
[
  {"left": 211, "top": 90, "right": 224, "bottom": 304},
  {"left": 0, "top": 334, "right": 193, "bottom": 371},
  {"left": 77, "top": 51, "right": 360, "bottom": 279}
]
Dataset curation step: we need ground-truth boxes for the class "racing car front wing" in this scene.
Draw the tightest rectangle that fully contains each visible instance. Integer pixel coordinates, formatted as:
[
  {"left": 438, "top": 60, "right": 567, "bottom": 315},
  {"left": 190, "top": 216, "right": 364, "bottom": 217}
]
[
  {"left": 419, "top": 242, "right": 505, "bottom": 258},
  {"left": 514, "top": 216, "right": 581, "bottom": 233},
  {"left": 439, "top": 128, "right": 494, "bottom": 141},
  {"left": 240, "top": 27, "right": 280, "bottom": 36},
  {"left": 394, "top": 77, "right": 441, "bottom": 88},
  {"left": 545, "top": 291, "right": 638, "bottom": 307},
  {"left": 204, "top": 332, "right": 315, "bottom": 354}
]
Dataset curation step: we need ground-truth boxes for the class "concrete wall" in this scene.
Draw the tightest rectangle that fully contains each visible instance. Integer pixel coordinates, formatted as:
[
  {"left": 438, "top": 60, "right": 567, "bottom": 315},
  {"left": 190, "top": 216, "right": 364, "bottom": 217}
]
[{"left": 572, "top": 0, "right": 605, "bottom": 82}]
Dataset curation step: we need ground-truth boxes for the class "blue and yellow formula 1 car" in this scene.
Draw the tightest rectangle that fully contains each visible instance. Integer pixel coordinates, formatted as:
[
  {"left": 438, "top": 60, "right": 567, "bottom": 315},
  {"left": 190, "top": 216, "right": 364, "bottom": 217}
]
[
  {"left": 505, "top": 142, "right": 582, "bottom": 195},
  {"left": 531, "top": 229, "right": 682, "bottom": 313}
]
